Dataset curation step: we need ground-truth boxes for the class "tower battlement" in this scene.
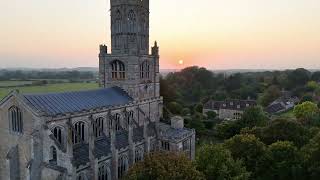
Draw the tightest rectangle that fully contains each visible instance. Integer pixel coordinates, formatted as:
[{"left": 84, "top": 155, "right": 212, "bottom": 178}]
[{"left": 111, "top": 0, "right": 149, "bottom": 8}]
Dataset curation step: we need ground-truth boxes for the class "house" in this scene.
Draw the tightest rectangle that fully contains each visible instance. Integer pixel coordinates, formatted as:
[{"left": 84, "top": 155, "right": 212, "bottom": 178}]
[
  {"left": 203, "top": 99, "right": 256, "bottom": 120},
  {"left": 265, "top": 95, "right": 299, "bottom": 114}
]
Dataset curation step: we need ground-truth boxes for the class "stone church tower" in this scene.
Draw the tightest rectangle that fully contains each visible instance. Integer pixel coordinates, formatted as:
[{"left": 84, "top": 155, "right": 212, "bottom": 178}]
[
  {"left": 99, "top": 0, "right": 160, "bottom": 101},
  {"left": 0, "top": 1, "right": 195, "bottom": 179}
]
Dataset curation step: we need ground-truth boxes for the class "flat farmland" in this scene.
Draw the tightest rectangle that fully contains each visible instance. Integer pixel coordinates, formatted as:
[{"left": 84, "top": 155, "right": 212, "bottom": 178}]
[
  {"left": 0, "top": 82, "right": 99, "bottom": 100},
  {"left": 0, "top": 81, "right": 34, "bottom": 87}
]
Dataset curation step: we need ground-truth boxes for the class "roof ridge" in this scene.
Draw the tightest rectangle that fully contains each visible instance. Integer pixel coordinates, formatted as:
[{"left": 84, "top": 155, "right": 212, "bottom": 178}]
[{"left": 22, "top": 87, "right": 106, "bottom": 96}]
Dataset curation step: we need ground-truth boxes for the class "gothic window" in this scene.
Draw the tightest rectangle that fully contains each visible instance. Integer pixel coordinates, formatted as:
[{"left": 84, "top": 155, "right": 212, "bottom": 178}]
[
  {"left": 77, "top": 173, "right": 87, "bottom": 180},
  {"left": 140, "top": 61, "right": 150, "bottom": 79},
  {"left": 72, "top": 121, "right": 86, "bottom": 144},
  {"left": 98, "top": 163, "right": 110, "bottom": 180},
  {"left": 161, "top": 141, "right": 170, "bottom": 151},
  {"left": 111, "top": 60, "right": 125, "bottom": 80},
  {"left": 50, "top": 146, "right": 57, "bottom": 165},
  {"left": 52, "top": 127, "right": 63, "bottom": 145},
  {"left": 183, "top": 139, "right": 190, "bottom": 151},
  {"left": 108, "top": 117, "right": 113, "bottom": 136},
  {"left": 93, "top": 117, "right": 104, "bottom": 138},
  {"left": 128, "top": 10, "right": 136, "bottom": 33},
  {"left": 9, "top": 106, "right": 23, "bottom": 133},
  {"left": 135, "top": 147, "right": 144, "bottom": 162},
  {"left": 115, "top": 113, "right": 121, "bottom": 131},
  {"left": 118, "top": 155, "right": 128, "bottom": 179},
  {"left": 115, "top": 10, "right": 122, "bottom": 33},
  {"left": 150, "top": 140, "right": 157, "bottom": 152},
  {"left": 125, "top": 111, "right": 134, "bottom": 129}
]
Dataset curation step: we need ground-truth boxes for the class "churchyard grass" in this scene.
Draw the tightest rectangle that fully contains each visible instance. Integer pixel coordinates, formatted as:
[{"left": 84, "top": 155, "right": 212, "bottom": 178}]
[{"left": 0, "top": 82, "right": 99, "bottom": 100}]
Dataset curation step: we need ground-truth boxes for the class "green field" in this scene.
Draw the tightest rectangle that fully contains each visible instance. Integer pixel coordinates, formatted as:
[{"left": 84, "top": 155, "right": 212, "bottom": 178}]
[
  {"left": 0, "top": 81, "right": 34, "bottom": 87},
  {"left": 0, "top": 82, "right": 99, "bottom": 100}
]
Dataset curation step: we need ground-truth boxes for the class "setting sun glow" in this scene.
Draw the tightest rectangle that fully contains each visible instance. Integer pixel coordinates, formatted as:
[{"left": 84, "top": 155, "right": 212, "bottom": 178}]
[
  {"left": 1, "top": 0, "right": 320, "bottom": 69},
  {"left": 178, "top": 60, "right": 184, "bottom": 65}
]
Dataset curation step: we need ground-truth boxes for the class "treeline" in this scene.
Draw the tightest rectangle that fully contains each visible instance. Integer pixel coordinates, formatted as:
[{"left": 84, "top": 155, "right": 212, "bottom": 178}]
[
  {"left": 0, "top": 70, "right": 96, "bottom": 81},
  {"left": 161, "top": 66, "right": 320, "bottom": 106},
  {"left": 125, "top": 104, "right": 320, "bottom": 180}
]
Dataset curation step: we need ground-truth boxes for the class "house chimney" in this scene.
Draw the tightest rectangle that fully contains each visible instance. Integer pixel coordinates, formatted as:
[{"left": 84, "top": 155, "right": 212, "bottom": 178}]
[{"left": 171, "top": 116, "right": 184, "bottom": 129}]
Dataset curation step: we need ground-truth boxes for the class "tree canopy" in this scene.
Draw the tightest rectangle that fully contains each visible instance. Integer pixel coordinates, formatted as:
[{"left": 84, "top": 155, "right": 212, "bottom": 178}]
[
  {"left": 196, "top": 144, "right": 250, "bottom": 180},
  {"left": 294, "top": 101, "right": 319, "bottom": 124},
  {"left": 124, "top": 152, "right": 204, "bottom": 180}
]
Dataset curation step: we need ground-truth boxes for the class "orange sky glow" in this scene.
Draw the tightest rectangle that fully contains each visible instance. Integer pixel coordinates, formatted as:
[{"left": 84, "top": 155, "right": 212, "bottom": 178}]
[{"left": 1, "top": 0, "right": 320, "bottom": 70}]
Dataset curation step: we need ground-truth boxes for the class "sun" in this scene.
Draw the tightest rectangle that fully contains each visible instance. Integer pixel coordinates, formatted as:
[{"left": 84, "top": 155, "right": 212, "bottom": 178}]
[{"left": 178, "top": 60, "right": 184, "bottom": 65}]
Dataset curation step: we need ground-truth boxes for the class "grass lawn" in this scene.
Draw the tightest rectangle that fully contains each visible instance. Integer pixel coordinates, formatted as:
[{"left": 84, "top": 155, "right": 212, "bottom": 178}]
[
  {"left": 0, "top": 82, "right": 99, "bottom": 100},
  {"left": 279, "top": 109, "right": 296, "bottom": 119}
]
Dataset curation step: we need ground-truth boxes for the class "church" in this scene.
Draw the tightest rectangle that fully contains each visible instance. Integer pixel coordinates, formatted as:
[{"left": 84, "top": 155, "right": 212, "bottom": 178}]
[{"left": 0, "top": 0, "right": 195, "bottom": 180}]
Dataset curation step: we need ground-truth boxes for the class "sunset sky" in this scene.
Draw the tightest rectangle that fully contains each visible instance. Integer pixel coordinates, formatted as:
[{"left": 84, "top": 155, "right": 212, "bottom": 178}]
[{"left": 1, "top": 0, "right": 320, "bottom": 70}]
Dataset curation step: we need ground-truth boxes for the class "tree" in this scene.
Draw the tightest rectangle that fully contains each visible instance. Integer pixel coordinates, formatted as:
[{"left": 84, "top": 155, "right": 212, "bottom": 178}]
[
  {"left": 206, "top": 111, "right": 217, "bottom": 120},
  {"left": 124, "top": 152, "right": 204, "bottom": 180},
  {"left": 293, "top": 101, "right": 319, "bottom": 124},
  {"left": 167, "top": 101, "right": 183, "bottom": 115},
  {"left": 215, "top": 121, "right": 241, "bottom": 140},
  {"left": 225, "top": 73, "right": 242, "bottom": 92},
  {"left": 181, "top": 108, "right": 191, "bottom": 115},
  {"left": 287, "top": 68, "right": 311, "bottom": 88},
  {"left": 306, "top": 81, "right": 320, "bottom": 91},
  {"left": 194, "top": 104, "right": 204, "bottom": 113},
  {"left": 239, "top": 106, "right": 267, "bottom": 128},
  {"left": 224, "top": 134, "right": 270, "bottom": 178},
  {"left": 267, "top": 141, "right": 303, "bottom": 180},
  {"left": 186, "top": 113, "right": 206, "bottom": 136},
  {"left": 196, "top": 144, "right": 250, "bottom": 180},
  {"left": 311, "top": 71, "right": 320, "bottom": 82},
  {"left": 160, "top": 77, "right": 177, "bottom": 103},
  {"left": 301, "top": 132, "right": 320, "bottom": 179},
  {"left": 247, "top": 118, "right": 310, "bottom": 147},
  {"left": 259, "top": 85, "right": 281, "bottom": 107}
]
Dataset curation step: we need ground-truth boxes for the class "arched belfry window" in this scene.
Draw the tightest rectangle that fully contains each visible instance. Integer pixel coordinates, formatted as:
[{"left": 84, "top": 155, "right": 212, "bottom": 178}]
[
  {"left": 98, "top": 163, "right": 111, "bottom": 180},
  {"left": 72, "top": 121, "right": 86, "bottom": 144},
  {"left": 9, "top": 106, "right": 23, "bottom": 133},
  {"left": 93, "top": 117, "right": 104, "bottom": 138},
  {"left": 115, "top": 10, "right": 122, "bottom": 33},
  {"left": 118, "top": 155, "right": 128, "bottom": 179},
  {"left": 140, "top": 61, "right": 150, "bottom": 79},
  {"left": 111, "top": 60, "right": 125, "bottom": 80},
  {"left": 52, "top": 127, "right": 63, "bottom": 145},
  {"left": 128, "top": 10, "right": 136, "bottom": 33}
]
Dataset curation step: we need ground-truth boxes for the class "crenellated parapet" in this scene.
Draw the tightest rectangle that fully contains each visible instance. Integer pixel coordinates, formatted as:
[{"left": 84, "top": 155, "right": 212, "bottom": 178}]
[{"left": 111, "top": 0, "right": 149, "bottom": 8}]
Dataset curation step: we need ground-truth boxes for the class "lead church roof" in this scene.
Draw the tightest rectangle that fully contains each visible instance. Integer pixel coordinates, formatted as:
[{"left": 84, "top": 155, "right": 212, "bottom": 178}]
[{"left": 21, "top": 87, "right": 133, "bottom": 116}]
